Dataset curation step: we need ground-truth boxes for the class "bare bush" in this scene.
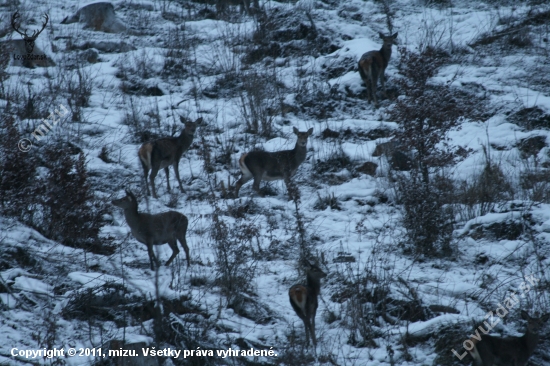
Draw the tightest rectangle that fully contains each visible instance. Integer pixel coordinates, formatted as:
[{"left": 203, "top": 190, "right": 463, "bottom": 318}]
[
  {"left": 65, "top": 65, "right": 93, "bottom": 122},
  {"left": 0, "top": 115, "right": 109, "bottom": 254},
  {"left": 238, "top": 68, "right": 284, "bottom": 138},
  {"left": 388, "top": 47, "right": 481, "bottom": 256},
  {"left": 210, "top": 207, "right": 259, "bottom": 313}
]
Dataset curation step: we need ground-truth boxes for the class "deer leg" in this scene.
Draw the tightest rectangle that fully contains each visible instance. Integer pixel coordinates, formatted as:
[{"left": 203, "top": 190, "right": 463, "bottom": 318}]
[
  {"left": 371, "top": 75, "right": 379, "bottom": 107},
  {"left": 380, "top": 68, "right": 387, "bottom": 98},
  {"left": 302, "top": 318, "right": 312, "bottom": 346},
  {"left": 164, "top": 167, "right": 171, "bottom": 192},
  {"left": 311, "top": 313, "right": 317, "bottom": 346},
  {"left": 141, "top": 163, "right": 151, "bottom": 196},
  {"left": 177, "top": 233, "right": 190, "bottom": 266},
  {"left": 150, "top": 167, "right": 160, "bottom": 199},
  {"left": 173, "top": 162, "right": 184, "bottom": 193},
  {"left": 165, "top": 239, "right": 180, "bottom": 267},
  {"left": 252, "top": 174, "right": 264, "bottom": 197},
  {"left": 365, "top": 77, "right": 373, "bottom": 103},
  {"left": 234, "top": 174, "right": 252, "bottom": 198},
  {"left": 146, "top": 243, "right": 158, "bottom": 270}
]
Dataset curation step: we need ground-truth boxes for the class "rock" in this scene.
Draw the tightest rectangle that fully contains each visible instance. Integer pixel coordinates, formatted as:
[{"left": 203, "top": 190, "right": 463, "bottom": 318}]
[
  {"left": 61, "top": 2, "right": 127, "bottom": 33},
  {"left": 372, "top": 140, "right": 397, "bottom": 157},
  {"left": 77, "top": 41, "right": 136, "bottom": 53},
  {"left": 518, "top": 135, "right": 546, "bottom": 157},
  {"left": 79, "top": 49, "right": 99, "bottom": 63},
  {"left": 356, "top": 161, "right": 378, "bottom": 176},
  {"left": 389, "top": 150, "right": 413, "bottom": 171},
  {"left": 372, "top": 140, "right": 414, "bottom": 171},
  {"left": 321, "top": 128, "right": 340, "bottom": 139}
]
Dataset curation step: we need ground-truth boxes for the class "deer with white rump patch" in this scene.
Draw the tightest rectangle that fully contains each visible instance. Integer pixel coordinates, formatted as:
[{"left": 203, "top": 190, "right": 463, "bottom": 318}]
[
  {"left": 468, "top": 310, "right": 549, "bottom": 366},
  {"left": 234, "top": 127, "right": 313, "bottom": 197},
  {"left": 358, "top": 32, "right": 398, "bottom": 107},
  {"left": 289, "top": 260, "right": 327, "bottom": 346},
  {"left": 138, "top": 117, "right": 202, "bottom": 198},
  {"left": 112, "top": 189, "right": 190, "bottom": 270}
]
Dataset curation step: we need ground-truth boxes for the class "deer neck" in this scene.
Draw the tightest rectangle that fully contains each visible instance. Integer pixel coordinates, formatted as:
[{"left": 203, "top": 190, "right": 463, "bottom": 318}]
[
  {"left": 291, "top": 142, "right": 307, "bottom": 167},
  {"left": 177, "top": 131, "right": 194, "bottom": 150},
  {"left": 380, "top": 43, "right": 393, "bottom": 67},
  {"left": 306, "top": 274, "right": 321, "bottom": 297},
  {"left": 122, "top": 206, "right": 141, "bottom": 229}
]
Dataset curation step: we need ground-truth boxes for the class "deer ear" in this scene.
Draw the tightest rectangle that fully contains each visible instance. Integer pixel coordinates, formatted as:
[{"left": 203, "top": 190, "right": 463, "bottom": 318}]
[
  {"left": 293, "top": 127, "right": 299, "bottom": 135},
  {"left": 521, "top": 310, "right": 529, "bottom": 320},
  {"left": 392, "top": 32, "right": 398, "bottom": 38},
  {"left": 179, "top": 115, "right": 186, "bottom": 124},
  {"left": 195, "top": 117, "right": 203, "bottom": 125},
  {"left": 307, "top": 128, "right": 313, "bottom": 136},
  {"left": 379, "top": 32, "right": 385, "bottom": 39},
  {"left": 125, "top": 188, "right": 136, "bottom": 199}
]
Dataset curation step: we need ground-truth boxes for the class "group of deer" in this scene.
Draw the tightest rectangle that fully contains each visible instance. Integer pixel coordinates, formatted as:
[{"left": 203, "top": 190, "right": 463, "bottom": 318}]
[
  {"left": 112, "top": 115, "right": 325, "bottom": 346},
  {"left": 110, "top": 34, "right": 549, "bottom": 355},
  {"left": 110, "top": 29, "right": 398, "bottom": 273}
]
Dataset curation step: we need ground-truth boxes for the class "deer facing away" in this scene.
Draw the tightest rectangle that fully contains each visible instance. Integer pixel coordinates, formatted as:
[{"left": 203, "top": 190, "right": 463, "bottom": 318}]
[
  {"left": 468, "top": 310, "right": 549, "bottom": 366},
  {"left": 112, "top": 189, "right": 190, "bottom": 270},
  {"left": 234, "top": 127, "right": 313, "bottom": 197},
  {"left": 288, "top": 260, "right": 327, "bottom": 346},
  {"left": 138, "top": 117, "right": 202, "bottom": 198},
  {"left": 358, "top": 32, "right": 398, "bottom": 107}
]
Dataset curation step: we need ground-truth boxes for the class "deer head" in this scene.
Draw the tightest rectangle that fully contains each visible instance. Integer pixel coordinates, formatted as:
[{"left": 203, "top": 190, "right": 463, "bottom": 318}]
[{"left": 12, "top": 12, "right": 49, "bottom": 54}]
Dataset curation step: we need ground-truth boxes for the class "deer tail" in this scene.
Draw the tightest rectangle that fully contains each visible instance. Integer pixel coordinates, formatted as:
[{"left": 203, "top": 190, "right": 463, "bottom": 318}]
[
  {"left": 358, "top": 56, "right": 372, "bottom": 81},
  {"left": 138, "top": 143, "right": 153, "bottom": 169},
  {"left": 239, "top": 153, "right": 251, "bottom": 176}
]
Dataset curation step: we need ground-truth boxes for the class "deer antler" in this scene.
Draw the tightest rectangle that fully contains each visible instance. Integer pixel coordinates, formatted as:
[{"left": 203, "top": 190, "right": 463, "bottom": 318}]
[
  {"left": 31, "top": 14, "right": 48, "bottom": 39},
  {"left": 11, "top": 12, "right": 48, "bottom": 40},
  {"left": 11, "top": 12, "right": 27, "bottom": 37}
]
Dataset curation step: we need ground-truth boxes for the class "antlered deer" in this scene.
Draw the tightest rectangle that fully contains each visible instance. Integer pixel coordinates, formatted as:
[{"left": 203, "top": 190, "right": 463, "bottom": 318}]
[
  {"left": 358, "top": 32, "right": 398, "bottom": 107},
  {"left": 289, "top": 260, "right": 327, "bottom": 346},
  {"left": 234, "top": 127, "right": 313, "bottom": 197},
  {"left": 468, "top": 310, "right": 549, "bottom": 366},
  {"left": 138, "top": 117, "right": 202, "bottom": 198},
  {"left": 112, "top": 189, "right": 190, "bottom": 270},
  {"left": 11, "top": 12, "right": 49, "bottom": 54}
]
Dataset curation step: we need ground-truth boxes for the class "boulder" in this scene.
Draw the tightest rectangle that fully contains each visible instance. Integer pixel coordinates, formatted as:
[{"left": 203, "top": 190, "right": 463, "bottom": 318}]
[{"left": 61, "top": 2, "right": 126, "bottom": 33}]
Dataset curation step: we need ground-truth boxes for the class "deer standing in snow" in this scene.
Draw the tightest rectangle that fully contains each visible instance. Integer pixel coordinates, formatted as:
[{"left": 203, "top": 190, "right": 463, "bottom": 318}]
[
  {"left": 468, "top": 310, "right": 549, "bottom": 366},
  {"left": 234, "top": 127, "right": 313, "bottom": 197},
  {"left": 138, "top": 117, "right": 202, "bottom": 198},
  {"left": 112, "top": 189, "right": 190, "bottom": 270},
  {"left": 288, "top": 260, "right": 327, "bottom": 346},
  {"left": 358, "top": 32, "right": 398, "bottom": 107}
]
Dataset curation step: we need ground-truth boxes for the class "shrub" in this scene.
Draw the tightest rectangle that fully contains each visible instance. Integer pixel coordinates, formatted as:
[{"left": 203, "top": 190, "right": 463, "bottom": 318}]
[
  {"left": 388, "top": 48, "right": 480, "bottom": 256},
  {"left": 40, "top": 149, "right": 106, "bottom": 252},
  {"left": 0, "top": 115, "right": 109, "bottom": 254},
  {"left": 210, "top": 208, "right": 259, "bottom": 312},
  {"left": 0, "top": 115, "right": 37, "bottom": 220}
]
